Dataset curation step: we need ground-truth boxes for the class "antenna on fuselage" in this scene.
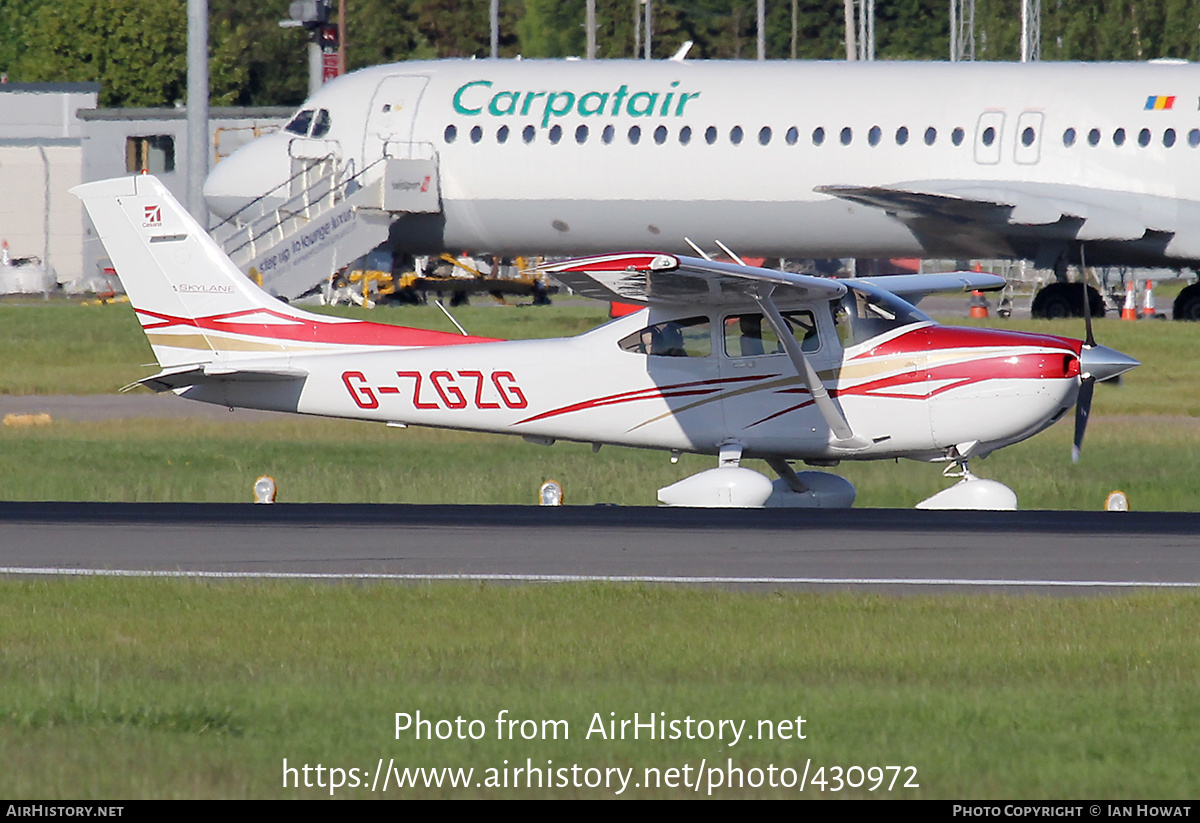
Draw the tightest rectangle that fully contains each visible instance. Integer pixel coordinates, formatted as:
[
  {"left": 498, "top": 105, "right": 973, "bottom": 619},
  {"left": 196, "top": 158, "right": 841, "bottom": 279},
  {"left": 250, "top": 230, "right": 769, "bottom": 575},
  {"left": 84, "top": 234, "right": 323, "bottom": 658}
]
[
  {"left": 714, "top": 240, "right": 747, "bottom": 266},
  {"left": 683, "top": 237, "right": 712, "bottom": 261},
  {"left": 434, "top": 299, "right": 470, "bottom": 336}
]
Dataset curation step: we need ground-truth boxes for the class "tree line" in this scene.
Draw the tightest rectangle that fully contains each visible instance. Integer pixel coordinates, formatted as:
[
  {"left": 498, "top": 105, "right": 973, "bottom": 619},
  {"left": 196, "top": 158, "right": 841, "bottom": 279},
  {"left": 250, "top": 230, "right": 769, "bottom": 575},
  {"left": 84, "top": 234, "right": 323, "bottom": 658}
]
[{"left": 0, "top": 0, "right": 1195, "bottom": 108}]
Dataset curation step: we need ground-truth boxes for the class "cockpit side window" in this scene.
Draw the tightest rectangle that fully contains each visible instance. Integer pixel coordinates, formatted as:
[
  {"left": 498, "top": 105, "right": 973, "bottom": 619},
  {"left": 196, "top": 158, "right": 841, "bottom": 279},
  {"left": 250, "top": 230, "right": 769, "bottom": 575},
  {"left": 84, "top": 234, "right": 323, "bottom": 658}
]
[
  {"left": 830, "top": 285, "right": 930, "bottom": 348},
  {"left": 285, "top": 109, "right": 315, "bottom": 136},
  {"left": 311, "top": 109, "right": 332, "bottom": 138},
  {"left": 619, "top": 316, "right": 711, "bottom": 357},
  {"left": 723, "top": 310, "right": 819, "bottom": 357}
]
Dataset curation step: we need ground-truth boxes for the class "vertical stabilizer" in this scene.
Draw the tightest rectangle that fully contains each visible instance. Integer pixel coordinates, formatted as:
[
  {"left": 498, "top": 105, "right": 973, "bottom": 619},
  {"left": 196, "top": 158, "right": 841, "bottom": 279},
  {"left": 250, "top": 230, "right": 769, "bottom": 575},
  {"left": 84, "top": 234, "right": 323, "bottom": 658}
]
[
  {"left": 73, "top": 175, "right": 293, "bottom": 368},
  {"left": 73, "top": 176, "right": 498, "bottom": 373}
]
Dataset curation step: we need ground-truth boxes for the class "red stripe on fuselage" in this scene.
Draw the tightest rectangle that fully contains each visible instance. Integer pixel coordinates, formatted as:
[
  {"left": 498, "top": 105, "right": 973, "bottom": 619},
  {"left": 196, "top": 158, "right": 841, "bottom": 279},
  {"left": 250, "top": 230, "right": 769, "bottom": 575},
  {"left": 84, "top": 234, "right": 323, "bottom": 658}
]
[
  {"left": 864, "top": 325, "right": 1082, "bottom": 358},
  {"left": 515, "top": 375, "right": 763, "bottom": 425},
  {"left": 135, "top": 308, "right": 499, "bottom": 347}
]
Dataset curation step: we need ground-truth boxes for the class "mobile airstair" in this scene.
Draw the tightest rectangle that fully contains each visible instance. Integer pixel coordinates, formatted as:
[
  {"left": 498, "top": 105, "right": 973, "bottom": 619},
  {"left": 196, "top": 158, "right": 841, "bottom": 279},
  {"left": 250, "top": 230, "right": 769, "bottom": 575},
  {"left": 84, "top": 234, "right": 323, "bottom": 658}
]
[{"left": 208, "top": 140, "right": 440, "bottom": 299}]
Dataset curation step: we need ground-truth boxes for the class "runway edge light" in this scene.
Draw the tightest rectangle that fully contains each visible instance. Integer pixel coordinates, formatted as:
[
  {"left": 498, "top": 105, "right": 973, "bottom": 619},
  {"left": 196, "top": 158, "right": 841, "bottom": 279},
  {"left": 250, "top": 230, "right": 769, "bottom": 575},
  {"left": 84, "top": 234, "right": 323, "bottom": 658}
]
[
  {"left": 254, "top": 475, "right": 277, "bottom": 504},
  {"left": 1105, "top": 490, "right": 1129, "bottom": 512},
  {"left": 539, "top": 480, "right": 563, "bottom": 506}
]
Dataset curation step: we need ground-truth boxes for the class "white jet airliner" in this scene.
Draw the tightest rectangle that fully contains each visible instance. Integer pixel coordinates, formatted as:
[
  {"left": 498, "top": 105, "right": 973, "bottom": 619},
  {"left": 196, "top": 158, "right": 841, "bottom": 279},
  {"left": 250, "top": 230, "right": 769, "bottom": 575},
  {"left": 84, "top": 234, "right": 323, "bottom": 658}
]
[{"left": 203, "top": 58, "right": 1200, "bottom": 317}]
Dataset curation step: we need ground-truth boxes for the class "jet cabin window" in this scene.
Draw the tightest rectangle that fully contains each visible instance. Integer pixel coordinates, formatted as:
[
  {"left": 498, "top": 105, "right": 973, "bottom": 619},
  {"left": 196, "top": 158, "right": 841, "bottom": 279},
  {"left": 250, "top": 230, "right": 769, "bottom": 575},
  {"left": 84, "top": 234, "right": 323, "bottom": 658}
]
[
  {"left": 831, "top": 286, "right": 931, "bottom": 349},
  {"left": 723, "top": 311, "right": 819, "bottom": 358},
  {"left": 619, "top": 317, "right": 711, "bottom": 358}
]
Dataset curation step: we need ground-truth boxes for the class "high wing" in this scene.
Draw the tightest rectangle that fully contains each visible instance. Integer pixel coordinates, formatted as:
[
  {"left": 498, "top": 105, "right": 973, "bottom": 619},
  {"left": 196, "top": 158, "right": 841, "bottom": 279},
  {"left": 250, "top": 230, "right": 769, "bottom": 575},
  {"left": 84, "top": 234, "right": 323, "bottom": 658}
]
[
  {"left": 540, "top": 252, "right": 1003, "bottom": 307},
  {"left": 539, "top": 252, "right": 847, "bottom": 307},
  {"left": 817, "top": 180, "right": 1200, "bottom": 260}
]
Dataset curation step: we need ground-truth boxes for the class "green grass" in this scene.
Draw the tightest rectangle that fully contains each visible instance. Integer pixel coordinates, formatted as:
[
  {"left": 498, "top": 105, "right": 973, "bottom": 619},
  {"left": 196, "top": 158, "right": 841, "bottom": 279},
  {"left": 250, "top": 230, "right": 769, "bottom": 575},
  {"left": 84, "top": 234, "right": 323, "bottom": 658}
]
[
  {"left": 1, "top": 579, "right": 1197, "bottom": 798},
  {"left": 0, "top": 413, "right": 1196, "bottom": 509}
]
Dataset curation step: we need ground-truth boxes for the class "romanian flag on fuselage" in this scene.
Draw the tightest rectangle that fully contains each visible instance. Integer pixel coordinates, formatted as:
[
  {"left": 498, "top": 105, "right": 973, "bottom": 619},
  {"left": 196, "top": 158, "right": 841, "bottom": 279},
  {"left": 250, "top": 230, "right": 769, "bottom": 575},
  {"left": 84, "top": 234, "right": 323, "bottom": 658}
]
[{"left": 1145, "top": 95, "right": 1176, "bottom": 110}]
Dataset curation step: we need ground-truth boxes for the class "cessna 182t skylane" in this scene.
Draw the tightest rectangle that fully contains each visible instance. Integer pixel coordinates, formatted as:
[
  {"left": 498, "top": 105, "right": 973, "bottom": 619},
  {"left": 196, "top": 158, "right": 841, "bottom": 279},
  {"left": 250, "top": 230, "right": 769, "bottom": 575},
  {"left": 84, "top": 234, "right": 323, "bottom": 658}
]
[
  {"left": 204, "top": 58, "right": 1200, "bottom": 315},
  {"left": 76, "top": 175, "right": 1139, "bottom": 508}
]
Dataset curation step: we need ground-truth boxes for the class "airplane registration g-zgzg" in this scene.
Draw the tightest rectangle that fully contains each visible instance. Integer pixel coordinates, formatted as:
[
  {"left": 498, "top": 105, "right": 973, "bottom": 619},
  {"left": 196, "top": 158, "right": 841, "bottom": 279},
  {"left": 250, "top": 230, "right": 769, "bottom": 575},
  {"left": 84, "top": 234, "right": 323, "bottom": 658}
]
[
  {"left": 204, "top": 58, "right": 1200, "bottom": 317},
  {"left": 76, "top": 175, "right": 1139, "bottom": 509}
]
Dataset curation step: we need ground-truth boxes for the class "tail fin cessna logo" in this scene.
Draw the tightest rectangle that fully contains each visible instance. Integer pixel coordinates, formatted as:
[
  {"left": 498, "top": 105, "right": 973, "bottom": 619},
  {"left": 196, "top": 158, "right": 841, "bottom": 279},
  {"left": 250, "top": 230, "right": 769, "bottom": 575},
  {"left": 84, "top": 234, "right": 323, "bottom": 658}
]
[{"left": 142, "top": 204, "right": 162, "bottom": 226}]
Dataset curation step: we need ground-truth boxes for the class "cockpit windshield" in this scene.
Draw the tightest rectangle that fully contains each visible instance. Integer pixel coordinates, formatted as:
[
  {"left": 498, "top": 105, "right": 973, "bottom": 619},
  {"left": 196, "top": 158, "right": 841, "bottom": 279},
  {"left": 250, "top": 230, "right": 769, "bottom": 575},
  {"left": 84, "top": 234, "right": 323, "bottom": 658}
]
[
  {"left": 311, "top": 109, "right": 332, "bottom": 137},
  {"left": 285, "top": 109, "right": 314, "bottom": 136},
  {"left": 830, "top": 283, "right": 931, "bottom": 348}
]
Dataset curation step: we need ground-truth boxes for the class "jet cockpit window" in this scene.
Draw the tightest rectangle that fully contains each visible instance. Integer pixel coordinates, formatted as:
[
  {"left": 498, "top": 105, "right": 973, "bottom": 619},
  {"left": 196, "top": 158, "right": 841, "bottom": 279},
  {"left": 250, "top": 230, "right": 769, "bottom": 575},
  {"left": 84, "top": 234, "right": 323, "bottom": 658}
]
[
  {"left": 723, "top": 310, "right": 819, "bottom": 358},
  {"left": 830, "top": 285, "right": 931, "bottom": 349},
  {"left": 285, "top": 109, "right": 314, "bottom": 136},
  {"left": 311, "top": 109, "right": 332, "bottom": 138},
  {"left": 619, "top": 317, "right": 711, "bottom": 358}
]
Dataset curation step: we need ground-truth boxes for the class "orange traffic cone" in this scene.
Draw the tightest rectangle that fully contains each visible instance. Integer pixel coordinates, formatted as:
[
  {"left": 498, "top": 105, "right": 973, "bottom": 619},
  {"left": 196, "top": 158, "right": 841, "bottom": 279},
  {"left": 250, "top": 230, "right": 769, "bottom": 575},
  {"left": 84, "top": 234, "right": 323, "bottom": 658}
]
[
  {"left": 1141, "top": 279, "right": 1156, "bottom": 318},
  {"left": 1121, "top": 280, "right": 1138, "bottom": 320},
  {"left": 969, "top": 290, "right": 989, "bottom": 318}
]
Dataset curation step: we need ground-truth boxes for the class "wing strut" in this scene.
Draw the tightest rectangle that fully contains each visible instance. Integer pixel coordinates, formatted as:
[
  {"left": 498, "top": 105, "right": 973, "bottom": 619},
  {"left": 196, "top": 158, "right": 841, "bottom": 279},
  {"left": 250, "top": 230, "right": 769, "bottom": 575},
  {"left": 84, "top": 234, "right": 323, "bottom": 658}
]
[{"left": 753, "top": 287, "right": 870, "bottom": 451}]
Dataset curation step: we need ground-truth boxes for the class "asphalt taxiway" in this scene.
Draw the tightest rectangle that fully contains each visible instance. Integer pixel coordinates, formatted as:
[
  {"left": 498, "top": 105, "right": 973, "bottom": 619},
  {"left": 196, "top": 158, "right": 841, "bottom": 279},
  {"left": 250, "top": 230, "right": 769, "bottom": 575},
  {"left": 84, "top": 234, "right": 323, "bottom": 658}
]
[{"left": 2, "top": 503, "right": 1198, "bottom": 593}]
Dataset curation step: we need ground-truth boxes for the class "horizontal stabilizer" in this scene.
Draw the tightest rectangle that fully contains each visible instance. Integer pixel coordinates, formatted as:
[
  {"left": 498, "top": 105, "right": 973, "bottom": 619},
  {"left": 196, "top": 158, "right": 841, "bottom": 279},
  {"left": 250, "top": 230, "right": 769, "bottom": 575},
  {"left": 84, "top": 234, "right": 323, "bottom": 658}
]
[{"left": 124, "top": 364, "right": 309, "bottom": 393}]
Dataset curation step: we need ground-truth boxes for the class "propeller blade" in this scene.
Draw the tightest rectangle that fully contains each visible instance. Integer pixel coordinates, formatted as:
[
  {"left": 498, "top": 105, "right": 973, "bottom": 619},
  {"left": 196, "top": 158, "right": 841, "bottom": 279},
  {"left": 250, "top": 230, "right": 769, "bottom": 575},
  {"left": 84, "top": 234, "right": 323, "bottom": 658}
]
[
  {"left": 1072, "top": 375, "right": 1095, "bottom": 463},
  {"left": 1079, "top": 246, "right": 1096, "bottom": 348},
  {"left": 1081, "top": 281, "right": 1096, "bottom": 348}
]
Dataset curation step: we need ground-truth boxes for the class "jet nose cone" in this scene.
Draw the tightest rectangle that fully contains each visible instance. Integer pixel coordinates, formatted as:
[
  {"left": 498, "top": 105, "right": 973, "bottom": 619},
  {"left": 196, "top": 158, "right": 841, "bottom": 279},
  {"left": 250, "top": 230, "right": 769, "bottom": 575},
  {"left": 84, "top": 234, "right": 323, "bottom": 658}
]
[
  {"left": 1080, "top": 344, "right": 1140, "bottom": 383},
  {"left": 203, "top": 133, "right": 292, "bottom": 220}
]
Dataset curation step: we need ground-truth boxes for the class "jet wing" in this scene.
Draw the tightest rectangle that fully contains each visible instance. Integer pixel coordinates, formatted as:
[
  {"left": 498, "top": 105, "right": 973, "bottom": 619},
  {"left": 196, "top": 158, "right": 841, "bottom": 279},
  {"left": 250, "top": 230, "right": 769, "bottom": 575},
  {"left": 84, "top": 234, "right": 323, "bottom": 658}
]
[
  {"left": 124, "top": 364, "right": 309, "bottom": 393},
  {"left": 540, "top": 252, "right": 847, "bottom": 307},
  {"left": 817, "top": 180, "right": 1170, "bottom": 243}
]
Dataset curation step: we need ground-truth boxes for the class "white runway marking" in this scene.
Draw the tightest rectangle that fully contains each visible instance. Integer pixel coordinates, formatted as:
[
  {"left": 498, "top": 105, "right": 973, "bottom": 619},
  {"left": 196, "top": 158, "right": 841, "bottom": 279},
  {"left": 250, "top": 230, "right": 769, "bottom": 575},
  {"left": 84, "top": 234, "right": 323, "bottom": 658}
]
[{"left": 1, "top": 567, "right": 1197, "bottom": 588}]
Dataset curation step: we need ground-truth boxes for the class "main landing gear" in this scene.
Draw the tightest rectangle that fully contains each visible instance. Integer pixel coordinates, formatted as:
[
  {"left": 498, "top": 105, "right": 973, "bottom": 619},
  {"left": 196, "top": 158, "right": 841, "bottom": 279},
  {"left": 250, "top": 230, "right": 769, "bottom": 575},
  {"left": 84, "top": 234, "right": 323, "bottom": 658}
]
[{"left": 656, "top": 443, "right": 856, "bottom": 508}]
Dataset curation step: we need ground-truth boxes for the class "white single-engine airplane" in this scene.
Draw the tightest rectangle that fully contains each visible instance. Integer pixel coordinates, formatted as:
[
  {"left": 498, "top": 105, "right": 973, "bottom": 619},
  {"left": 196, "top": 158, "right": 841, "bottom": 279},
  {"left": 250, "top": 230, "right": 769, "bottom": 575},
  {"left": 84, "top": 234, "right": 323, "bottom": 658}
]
[
  {"left": 76, "top": 175, "right": 1139, "bottom": 508},
  {"left": 204, "top": 58, "right": 1200, "bottom": 315}
]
